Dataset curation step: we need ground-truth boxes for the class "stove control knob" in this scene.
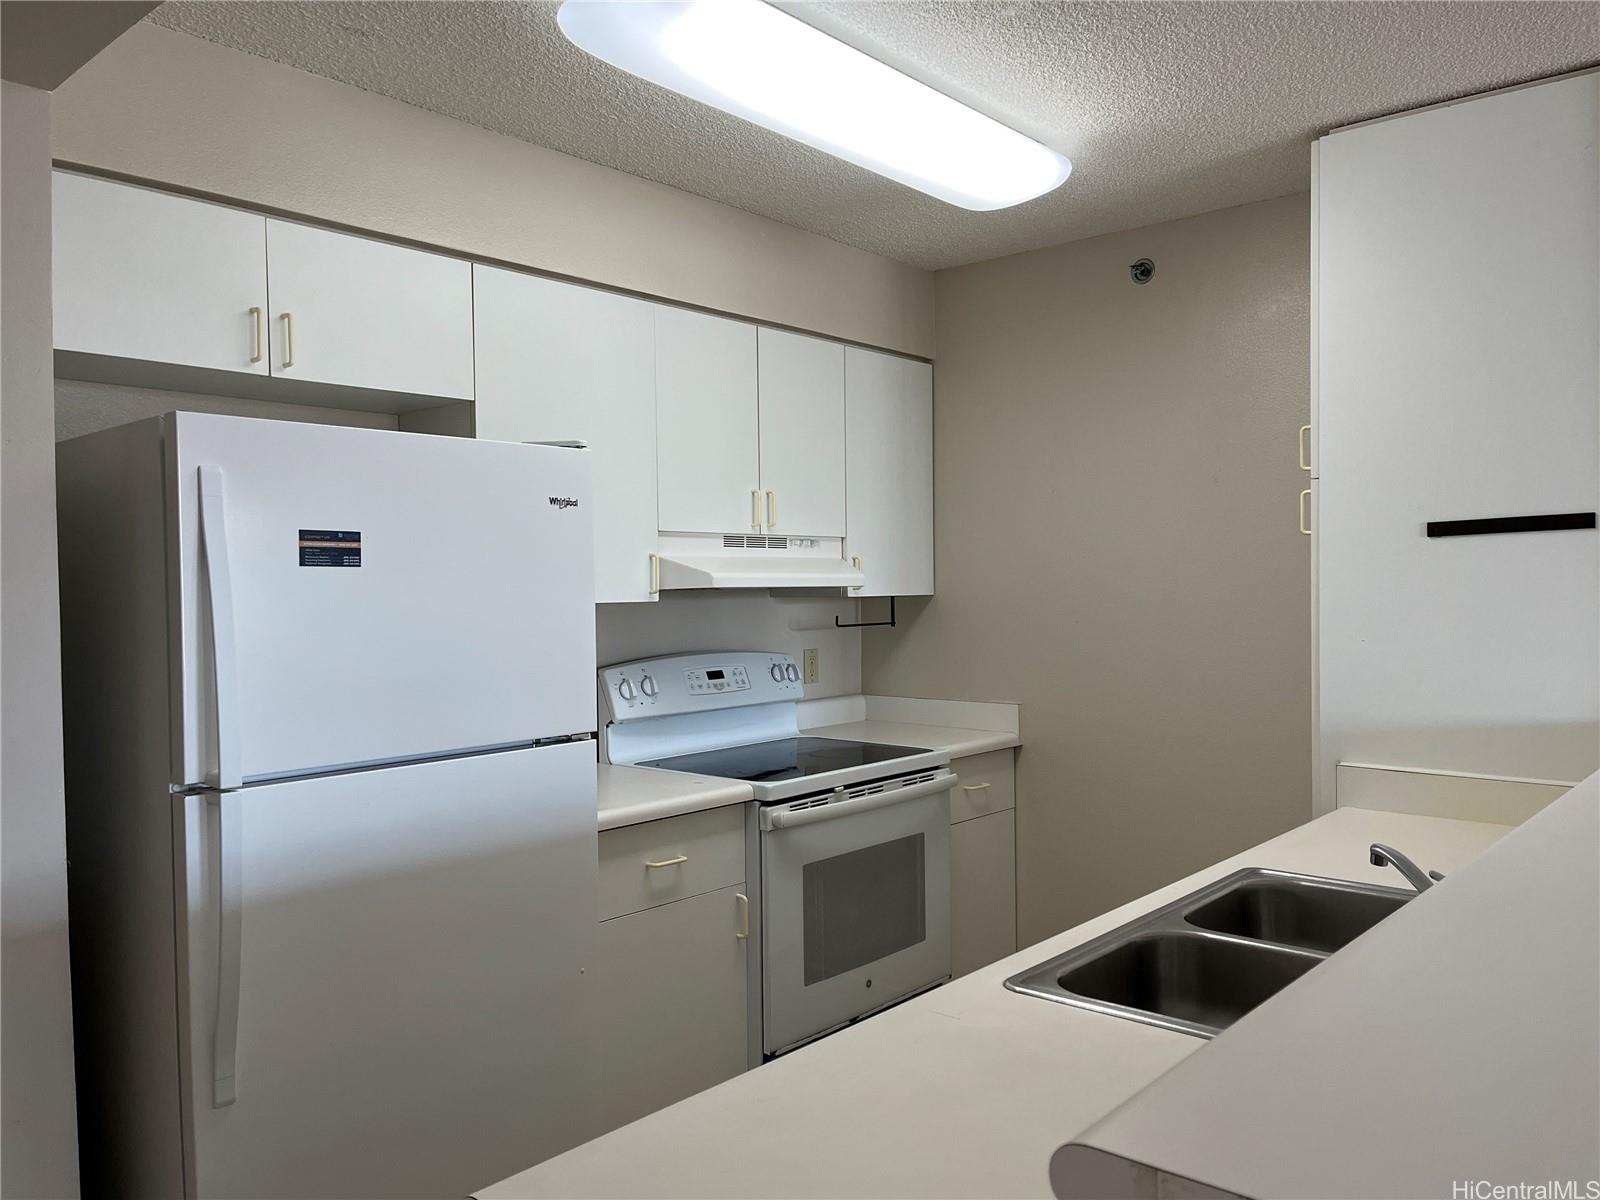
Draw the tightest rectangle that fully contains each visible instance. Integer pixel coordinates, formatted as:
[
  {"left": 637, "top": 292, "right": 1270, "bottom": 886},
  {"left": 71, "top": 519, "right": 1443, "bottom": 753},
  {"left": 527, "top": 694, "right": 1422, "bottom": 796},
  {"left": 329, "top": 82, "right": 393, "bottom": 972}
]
[
  {"left": 639, "top": 674, "right": 658, "bottom": 698},
  {"left": 785, "top": 663, "right": 800, "bottom": 683},
  {"left": 770, "top": 664, "right": 785, "bottom": 682},
  {"left": 617, "top": 677, "right": 636, "bottom": 702}
]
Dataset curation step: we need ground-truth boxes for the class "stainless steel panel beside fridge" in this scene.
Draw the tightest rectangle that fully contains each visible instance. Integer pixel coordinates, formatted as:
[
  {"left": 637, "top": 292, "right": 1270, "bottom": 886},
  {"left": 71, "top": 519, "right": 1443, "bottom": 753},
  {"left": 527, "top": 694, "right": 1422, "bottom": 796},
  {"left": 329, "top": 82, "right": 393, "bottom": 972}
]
[{"left": 57, "top": 414, "right": 598, "bottom": 1199}]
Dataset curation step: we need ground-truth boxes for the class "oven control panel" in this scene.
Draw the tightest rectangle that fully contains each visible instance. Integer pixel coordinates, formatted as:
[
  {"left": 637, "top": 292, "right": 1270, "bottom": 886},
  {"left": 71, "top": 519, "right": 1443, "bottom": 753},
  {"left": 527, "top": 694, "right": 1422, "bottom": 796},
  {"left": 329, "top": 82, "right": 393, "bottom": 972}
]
[
  {"left": 685, "top": 664, "right": 750, "bottom": 695},
  {"left": 600, "top": 651, "right": 801, "bottom": 723}
]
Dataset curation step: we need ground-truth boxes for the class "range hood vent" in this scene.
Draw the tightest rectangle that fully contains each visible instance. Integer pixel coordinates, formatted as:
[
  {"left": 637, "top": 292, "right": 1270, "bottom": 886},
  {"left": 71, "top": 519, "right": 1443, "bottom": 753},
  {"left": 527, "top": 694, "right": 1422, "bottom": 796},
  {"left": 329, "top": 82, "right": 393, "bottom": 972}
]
[{"left": 656, "top": 534, "right": 863, "bottom": 591}]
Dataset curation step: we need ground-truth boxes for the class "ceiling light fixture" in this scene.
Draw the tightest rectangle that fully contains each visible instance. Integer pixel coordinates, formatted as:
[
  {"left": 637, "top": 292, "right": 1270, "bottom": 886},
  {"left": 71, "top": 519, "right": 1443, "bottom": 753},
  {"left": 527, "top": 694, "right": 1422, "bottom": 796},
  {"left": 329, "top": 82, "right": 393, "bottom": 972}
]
[{"left": 556, "top": 0, "right": 1072, "bottom": 211}]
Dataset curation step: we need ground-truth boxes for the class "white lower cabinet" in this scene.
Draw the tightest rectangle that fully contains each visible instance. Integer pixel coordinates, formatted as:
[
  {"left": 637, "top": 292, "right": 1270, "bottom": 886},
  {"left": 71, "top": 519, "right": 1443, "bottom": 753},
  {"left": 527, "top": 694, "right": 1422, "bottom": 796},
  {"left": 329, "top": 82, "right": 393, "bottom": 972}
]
[
  {"left": 591, "top": 808, "right": 750, "bottom": 1136},
  {"left": 948, "top": 750, "right": 1018, "bottom": 978}
]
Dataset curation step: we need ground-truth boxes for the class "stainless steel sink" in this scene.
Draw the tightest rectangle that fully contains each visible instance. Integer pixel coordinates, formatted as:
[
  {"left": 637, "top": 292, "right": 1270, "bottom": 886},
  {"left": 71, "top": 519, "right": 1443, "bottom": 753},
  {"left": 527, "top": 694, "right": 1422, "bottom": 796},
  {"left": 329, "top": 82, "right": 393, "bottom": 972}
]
[
  {"left": 1005, "top": 868, "right": 1414, "bottom": 1037},
  {"left": 1183, "top": 873, "right": 1410, "bottom": 953}
]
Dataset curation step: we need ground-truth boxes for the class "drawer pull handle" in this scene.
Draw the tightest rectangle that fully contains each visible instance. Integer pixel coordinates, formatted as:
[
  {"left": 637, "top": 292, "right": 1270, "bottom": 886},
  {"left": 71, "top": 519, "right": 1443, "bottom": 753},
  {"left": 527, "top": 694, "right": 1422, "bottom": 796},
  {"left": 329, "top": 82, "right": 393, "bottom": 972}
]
[
  {"left": 645, "top": 854, "right": 688, "bottom": 869},
  {"left": 280, "top": 311, "right": 294, "bottom": 369},
  {"left": 751, "top": 489, "right": 762, "bottom": 530},
  {"left": 1298, "top": 424, "right": 1311, "bottom": 471},
  {"left": 961, "top": 782, "right": 992, "bottom": 793},
  {"left": 1299, "top": 488, "right": 1312, "bottom": 536},
  {"left": 248, "top": 306, "right": 263, "bottom": 364},
  {"left": 735, "top": 892, "right": 749, "bottom": 940},
  {"left": 765, "top": 490, "right": 776, "bottom": 529}
]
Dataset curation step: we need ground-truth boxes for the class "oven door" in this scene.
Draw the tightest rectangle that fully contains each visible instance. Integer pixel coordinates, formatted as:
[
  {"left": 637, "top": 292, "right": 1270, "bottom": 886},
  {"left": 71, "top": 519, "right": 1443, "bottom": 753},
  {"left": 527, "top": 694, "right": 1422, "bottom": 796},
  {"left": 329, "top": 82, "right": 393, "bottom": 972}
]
[{"left": 759, "top": 771, "right": 953, "bottom": 1056}]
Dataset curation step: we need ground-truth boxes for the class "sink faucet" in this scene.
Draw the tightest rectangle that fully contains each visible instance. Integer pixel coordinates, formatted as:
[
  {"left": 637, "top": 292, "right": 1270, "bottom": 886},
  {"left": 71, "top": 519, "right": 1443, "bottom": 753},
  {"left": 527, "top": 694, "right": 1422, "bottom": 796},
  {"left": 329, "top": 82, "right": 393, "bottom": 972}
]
[{"left": 1369, "top": 843, "right": 1445, "bottom": 892}]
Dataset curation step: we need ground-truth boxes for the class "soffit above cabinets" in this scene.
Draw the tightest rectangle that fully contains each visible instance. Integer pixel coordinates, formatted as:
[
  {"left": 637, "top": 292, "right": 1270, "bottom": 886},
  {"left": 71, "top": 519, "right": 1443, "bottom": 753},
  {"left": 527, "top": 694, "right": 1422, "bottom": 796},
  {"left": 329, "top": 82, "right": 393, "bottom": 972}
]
[{"left": 147, "top": 1, "right": 1598, "bottom": 269}]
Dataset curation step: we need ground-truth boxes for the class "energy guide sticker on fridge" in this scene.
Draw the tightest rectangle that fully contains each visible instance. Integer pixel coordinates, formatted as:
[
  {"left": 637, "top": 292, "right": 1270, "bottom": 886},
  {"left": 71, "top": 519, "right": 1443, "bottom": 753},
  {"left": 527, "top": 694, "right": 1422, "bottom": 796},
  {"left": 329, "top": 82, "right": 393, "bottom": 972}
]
[{"left": 298, "top": 529, "right": 362, "bottom": 567}]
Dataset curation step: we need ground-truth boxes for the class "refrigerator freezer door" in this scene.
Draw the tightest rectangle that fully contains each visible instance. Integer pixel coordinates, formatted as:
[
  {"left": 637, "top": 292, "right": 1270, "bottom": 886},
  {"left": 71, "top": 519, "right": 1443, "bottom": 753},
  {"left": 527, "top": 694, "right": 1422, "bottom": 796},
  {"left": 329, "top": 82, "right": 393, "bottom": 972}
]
[
  {"left": 177, "top": 742, "right": 597, "bottom": 1199},
  {"left": 168, "top": 414, "right": 595, "bottom": 786}
]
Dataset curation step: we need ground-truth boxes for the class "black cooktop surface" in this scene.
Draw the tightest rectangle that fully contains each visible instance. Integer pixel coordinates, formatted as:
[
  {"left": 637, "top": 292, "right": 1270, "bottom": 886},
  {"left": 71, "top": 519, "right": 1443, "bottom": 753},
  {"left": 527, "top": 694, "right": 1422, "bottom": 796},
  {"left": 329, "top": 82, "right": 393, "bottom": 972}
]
[{"left": 640, "top": 737, "right": 927, "bottom": 783}]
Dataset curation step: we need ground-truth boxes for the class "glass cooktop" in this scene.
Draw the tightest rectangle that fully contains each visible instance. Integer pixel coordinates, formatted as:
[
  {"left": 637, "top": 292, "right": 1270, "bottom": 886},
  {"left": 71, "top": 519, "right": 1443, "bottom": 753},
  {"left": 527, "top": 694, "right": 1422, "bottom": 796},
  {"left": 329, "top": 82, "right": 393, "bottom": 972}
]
[{"left": 640, "top": 737, "right": 927, "bottom": 783}]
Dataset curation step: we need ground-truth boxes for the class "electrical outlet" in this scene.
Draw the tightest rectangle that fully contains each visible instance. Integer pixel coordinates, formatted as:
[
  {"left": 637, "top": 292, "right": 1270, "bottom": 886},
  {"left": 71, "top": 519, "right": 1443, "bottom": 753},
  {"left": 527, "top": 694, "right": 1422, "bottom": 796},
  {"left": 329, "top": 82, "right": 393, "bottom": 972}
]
[{"left": 802, "top": 648, "right": 820, "bottom": 685}]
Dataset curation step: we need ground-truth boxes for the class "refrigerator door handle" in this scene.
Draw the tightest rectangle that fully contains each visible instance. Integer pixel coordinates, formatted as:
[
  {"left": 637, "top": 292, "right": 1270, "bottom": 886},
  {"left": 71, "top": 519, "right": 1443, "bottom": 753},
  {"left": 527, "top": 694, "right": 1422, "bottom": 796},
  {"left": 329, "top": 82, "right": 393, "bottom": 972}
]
[
  {"left": 198, "top": 465, "right": 242, "bottom": 791},
  {"left": 210, "top": 791, "right": 243, "bottom": 1107}
]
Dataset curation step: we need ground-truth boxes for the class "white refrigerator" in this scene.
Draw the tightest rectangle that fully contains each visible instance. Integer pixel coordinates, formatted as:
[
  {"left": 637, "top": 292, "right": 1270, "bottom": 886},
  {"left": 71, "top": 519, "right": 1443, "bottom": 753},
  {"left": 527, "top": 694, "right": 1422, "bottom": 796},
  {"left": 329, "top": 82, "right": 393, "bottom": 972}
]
[{"left": 57, "top": 413, "right": 598, "bottom": 1198}]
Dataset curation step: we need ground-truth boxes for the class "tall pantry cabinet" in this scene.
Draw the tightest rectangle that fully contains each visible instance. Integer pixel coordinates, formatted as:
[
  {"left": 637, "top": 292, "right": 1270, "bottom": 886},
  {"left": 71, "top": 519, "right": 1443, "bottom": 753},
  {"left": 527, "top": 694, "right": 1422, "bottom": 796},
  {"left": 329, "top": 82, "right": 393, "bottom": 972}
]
[{"left": 1312, "top": 71, "right": 1599, "bottom": 811}]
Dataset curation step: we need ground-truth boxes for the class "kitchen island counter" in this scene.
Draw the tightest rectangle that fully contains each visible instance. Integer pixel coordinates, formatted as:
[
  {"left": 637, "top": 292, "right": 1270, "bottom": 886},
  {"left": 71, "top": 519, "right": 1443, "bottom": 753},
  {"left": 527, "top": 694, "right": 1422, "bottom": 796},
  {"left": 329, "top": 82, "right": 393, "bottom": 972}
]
[{"left": 481, "top": 804, "right": 1514, "bottom": 1199}]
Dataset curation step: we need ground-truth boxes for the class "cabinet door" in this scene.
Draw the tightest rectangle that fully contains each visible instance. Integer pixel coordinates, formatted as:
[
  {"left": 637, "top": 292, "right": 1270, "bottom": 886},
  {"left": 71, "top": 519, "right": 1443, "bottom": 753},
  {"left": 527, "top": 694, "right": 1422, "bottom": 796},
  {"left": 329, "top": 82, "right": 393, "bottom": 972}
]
[
  {"left": 53, "top": 171, "right": 269, "bottom": 375},
  {"left": 655, "top": 307, "right": 759, "bottom": 534},
  {"left": 474, "top": 267, "right": 657, "bottom": 603},
  {"left": 592, "top": 884, "right": 749, "bottom": 1135},
  {"left": 758, "top": 328, "right": 846, "bottom": 537},
  {"left": 265, "top": 219, "right": 473, "bottom": 400},
  {"left": 844, "top": 347, "right": 934, "bottom": 595},
  {"left": 949, "top": 809, "right": 1016, "bottom": 978},
  {"left": 1315, "top": 74, "right": 1600, "bottom": 801}
]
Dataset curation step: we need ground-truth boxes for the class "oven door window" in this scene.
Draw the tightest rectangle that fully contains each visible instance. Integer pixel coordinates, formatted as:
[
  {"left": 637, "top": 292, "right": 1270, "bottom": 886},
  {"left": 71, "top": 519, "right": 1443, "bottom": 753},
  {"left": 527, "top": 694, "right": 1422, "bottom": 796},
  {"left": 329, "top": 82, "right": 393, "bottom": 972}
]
[{"left": 802, "top": 834, "right": 926, "bottom": 985}]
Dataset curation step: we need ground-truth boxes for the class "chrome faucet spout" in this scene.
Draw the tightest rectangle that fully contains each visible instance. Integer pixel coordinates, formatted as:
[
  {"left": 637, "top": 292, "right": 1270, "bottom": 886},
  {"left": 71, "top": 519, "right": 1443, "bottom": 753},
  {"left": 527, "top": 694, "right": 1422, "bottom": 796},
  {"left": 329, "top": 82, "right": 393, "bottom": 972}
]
[{"left": 1369, "top": 843, "right": 1441, "bottom": 893}]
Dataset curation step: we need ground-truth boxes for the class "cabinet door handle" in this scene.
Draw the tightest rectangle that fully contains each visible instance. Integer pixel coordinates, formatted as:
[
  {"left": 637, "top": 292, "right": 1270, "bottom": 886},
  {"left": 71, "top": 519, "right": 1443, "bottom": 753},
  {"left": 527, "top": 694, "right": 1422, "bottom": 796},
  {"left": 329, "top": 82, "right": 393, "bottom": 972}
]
[
  {"left": 1298, "top": 424, "right": 1311, "bottom": 471},
  {"left": 649, "top": 552, "right": 660, "bottom": 596},
  {"left": 751, "top": 489, "right": 762, "bottom": 531},
  {"left": 961, "top": 782, "right": 992, "bottom": 793},
  {"left": 645, "top": 854, "right": 687, "bottom": 869},
  {"left": 850, "top": 555, "right": 864, "bottom": 592},
  {"left": 248, "top": 307, "right": 263, "bottom": 365},
  {"left": 735, "top": 892, "right": 749, "bottom": 940},
  {"left": 280, "top": 312, "right": 294, "bottom": 369},
  {"left": 1299, "top": 489, "right": 1312, "bottom": 536},
  {"left": 765, "top": 490, "right": 776, "bottom": 529}
]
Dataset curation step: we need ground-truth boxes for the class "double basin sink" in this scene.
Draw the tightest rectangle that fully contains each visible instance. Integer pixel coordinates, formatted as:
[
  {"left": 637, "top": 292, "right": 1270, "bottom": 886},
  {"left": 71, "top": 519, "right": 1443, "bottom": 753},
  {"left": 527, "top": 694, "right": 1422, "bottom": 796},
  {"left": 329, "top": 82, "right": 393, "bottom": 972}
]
[{"left": 1005, "top": 868, "right": 1413, "bottom": 1037}]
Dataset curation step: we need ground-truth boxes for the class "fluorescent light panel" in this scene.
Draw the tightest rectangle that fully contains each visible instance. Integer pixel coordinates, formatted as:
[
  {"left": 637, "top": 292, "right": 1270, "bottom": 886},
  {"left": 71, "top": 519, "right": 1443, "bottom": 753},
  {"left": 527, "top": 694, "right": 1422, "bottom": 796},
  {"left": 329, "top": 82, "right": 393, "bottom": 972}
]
[{"left": 556, "top": 0, "right": 1072, "bottom": 211}]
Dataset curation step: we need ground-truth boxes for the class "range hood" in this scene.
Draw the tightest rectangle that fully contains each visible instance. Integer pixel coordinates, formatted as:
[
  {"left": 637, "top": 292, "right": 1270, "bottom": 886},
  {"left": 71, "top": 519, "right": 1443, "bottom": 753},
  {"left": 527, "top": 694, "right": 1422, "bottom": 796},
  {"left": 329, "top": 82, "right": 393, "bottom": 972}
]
[{"left": 655, "top": 535, "right": 865, "bottom": 591}]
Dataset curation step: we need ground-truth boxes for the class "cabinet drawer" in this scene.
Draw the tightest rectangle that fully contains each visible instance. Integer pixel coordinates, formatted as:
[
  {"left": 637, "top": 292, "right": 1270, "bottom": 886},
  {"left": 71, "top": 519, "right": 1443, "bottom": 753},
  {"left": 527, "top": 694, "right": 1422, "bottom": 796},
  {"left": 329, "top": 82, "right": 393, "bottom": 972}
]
[
  {"left": 599, "top": 804, "right": 746, "bottom": 920},
  {"left": 949, "top": 748, "right": 1016, "bottom": 824}
]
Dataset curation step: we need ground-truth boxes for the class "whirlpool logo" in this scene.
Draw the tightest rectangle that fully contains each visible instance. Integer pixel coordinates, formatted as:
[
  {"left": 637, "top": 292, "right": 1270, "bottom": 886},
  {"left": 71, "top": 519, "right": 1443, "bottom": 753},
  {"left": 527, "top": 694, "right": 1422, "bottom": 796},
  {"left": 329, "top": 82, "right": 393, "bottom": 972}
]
[{"left": 548, "top": 496, "right": 580, "bottom": 510}]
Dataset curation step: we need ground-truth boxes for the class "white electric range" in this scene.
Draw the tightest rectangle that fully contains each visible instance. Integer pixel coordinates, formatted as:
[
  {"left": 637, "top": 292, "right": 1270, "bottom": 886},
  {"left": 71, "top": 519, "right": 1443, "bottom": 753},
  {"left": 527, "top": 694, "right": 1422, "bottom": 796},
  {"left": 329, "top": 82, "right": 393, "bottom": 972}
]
[{"left": 600, "top": 651, "right": 956, "bottom": 1057}]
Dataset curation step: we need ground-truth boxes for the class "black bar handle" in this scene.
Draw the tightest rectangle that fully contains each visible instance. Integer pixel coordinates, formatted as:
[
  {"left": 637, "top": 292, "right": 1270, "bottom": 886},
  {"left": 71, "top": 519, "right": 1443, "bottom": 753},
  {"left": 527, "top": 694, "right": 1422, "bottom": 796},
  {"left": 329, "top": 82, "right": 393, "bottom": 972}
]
[{"left": 1426, "top": 512, "right": 1596, "bottom": 538}]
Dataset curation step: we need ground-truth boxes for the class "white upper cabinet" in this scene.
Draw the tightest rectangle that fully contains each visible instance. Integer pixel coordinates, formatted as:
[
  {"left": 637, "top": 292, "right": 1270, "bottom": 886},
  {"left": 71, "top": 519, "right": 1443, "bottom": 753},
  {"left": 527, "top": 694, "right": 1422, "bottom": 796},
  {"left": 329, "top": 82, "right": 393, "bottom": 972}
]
[
  {"left": 655, "top": 307, "right": 760, "bottom": 535},
  {"left": 474, "top": 266, "right": 659, "bottom": 604},
  {"left": 757, "top": 329, "right": 846, "bottom": 537},
  {"left": 844, "top": 347, "right": 934, "bottom": 596},
  {"left": 53, "top": 171, "right": 269, "bottom": 375},
  {"left": 265, "top": 219, "right": 474, "bottom": 401}
]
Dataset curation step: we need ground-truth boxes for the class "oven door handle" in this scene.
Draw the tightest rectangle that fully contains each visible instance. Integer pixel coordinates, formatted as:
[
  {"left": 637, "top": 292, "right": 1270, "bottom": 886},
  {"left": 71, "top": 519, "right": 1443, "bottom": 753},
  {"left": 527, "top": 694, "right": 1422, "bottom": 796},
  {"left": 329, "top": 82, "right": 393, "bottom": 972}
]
[{"left": 763, "top": 773, "right": 957, "bottom": 831}]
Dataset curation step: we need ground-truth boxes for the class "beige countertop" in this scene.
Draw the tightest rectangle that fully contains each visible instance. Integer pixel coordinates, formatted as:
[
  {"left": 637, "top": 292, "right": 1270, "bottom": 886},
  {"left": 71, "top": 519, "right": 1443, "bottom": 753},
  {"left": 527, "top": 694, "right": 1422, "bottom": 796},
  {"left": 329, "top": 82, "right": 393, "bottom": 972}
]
[
  {"left": 596, "top": 764, "right": 754, "bottom": 832},
  {"left": 482, "top": 806, "right": 1512, "bottom": 1199},
  {"left": 597, "top": 720, "right": 1020, "bottom": 831},
  {"left": 804, "top": 718, "right": 1020, "bottom": 760}
]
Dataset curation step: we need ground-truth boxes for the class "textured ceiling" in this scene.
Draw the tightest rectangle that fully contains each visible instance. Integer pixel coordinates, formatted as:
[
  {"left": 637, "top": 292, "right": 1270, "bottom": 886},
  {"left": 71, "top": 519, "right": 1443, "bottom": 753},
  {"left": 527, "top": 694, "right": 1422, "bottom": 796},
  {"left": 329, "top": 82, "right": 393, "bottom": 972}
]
[{"left": 147, "top": 1, "right": 1597, "bottom": 270}]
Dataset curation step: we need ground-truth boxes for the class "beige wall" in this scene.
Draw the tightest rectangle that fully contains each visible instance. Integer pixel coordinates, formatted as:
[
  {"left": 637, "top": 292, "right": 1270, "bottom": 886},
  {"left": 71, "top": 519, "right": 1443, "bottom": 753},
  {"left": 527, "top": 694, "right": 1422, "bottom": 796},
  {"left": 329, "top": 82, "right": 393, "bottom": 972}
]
[
  {"left": 50, "top": 25, "right": 934, "bottom": 359},
  {"left": 55, "top": 379, "right": 397, "bottom": 441},
  {"left": 864, "top": 194, "right": 1313, "bottom": 945},
  {"left": 2, "top": 79, "right": 80, "bottom": 1200}
]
